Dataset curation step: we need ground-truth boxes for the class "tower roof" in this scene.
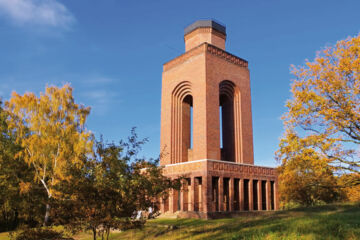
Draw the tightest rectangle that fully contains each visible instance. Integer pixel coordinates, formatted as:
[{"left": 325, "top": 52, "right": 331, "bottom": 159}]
[{"left": 184, "top": 20, "right": 226, "bottom": 36}]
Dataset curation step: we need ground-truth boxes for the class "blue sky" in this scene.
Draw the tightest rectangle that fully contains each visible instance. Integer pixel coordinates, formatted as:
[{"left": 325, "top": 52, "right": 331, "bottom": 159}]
[{"left": 0, "top": 0, "right": 359, "bottom": 167}]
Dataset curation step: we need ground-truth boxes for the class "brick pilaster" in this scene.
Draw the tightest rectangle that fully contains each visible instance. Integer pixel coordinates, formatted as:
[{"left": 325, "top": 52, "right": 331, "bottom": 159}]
[{"left": 249, "top": 179, "right": 253, "bottom": 211}]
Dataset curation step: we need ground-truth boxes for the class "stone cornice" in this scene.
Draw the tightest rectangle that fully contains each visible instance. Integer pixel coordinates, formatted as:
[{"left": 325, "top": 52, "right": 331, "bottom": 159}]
[
  {"left": 206, "top": 44, "right": 248, "bottom": 68},
  {"left": 161, "top": 159, "right": 277, "bottom": 177},
  {"left": 164, "top": 159, "right": 276, "bottom": 170},
  {"left": 163, "top": 43, "right": 248, "bottom": 72}
]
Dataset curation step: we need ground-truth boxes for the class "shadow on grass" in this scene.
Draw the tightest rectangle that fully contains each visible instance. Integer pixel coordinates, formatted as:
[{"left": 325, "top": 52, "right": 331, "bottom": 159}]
[
  {"left": 117, "top": 203, "right": 360, "bottom": 240},
  {"left": 190, "top": 204, "right": 360, "bottom": 240},
  {"left": 289, "top": 202, "right": 359, "bottom": 213}
]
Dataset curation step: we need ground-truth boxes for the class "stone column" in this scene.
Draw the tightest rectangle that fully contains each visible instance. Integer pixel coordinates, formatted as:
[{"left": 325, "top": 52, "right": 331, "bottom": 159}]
[
  {"left": 194, "top": 177, "right": 199, "bottom": 211},
  {"left": 239, "top": 179, "right": 244, "bottom": 211},
  {"left": 202, "top": 175, "right": 210, "bottom": 213},
  {"left": 180, "top": 180, "right": 185, "bottom": 211},
  {"left": 229, "top": 178, "right": 234, "bottom": 212},
  {"left": 258, "top": 180, "right": 262, "bottom": 211},
  {"left": 168, "top": 189, "right": 174, "bottom": 213},
  {"left": 160, "top": 197, "right": 165, "bottom": 213},
  {"left": 171, "top": 189, "right": 180, "bottom": 213},
  {"left": 175, "top": 189, "right": 179, "bottom": 212},
  {"left": 219, "top": 177, "right": 224, "bottom": 211},
  {"left": 266, "top": 180, "right": 271, "bottom": 210},
  {"left": 249, "top": 179, "right": 254, "bottom": 211},
  {"left": 190, "top": 176, "right": 195, "bottom": 211}
]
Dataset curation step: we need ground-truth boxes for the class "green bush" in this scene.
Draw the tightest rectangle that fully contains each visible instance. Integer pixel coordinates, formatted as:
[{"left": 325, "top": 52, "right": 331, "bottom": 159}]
[{"left": 9, "top": 228, "right": 73, "bottom": 240}]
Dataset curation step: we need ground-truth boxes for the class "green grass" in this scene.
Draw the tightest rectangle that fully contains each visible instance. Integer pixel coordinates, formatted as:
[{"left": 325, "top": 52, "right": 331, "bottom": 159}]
[
  {"left": 1, "top": 203, "right": 359, "bottom": 240},
  {"left": 0, "top": 232, "right": 9, "bottom": 240}
]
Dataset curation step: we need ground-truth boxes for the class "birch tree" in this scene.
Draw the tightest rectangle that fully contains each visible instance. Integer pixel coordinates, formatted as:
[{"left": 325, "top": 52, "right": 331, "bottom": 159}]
[{"left": 5, "top": 84, "right": 93, "bottom": 225}]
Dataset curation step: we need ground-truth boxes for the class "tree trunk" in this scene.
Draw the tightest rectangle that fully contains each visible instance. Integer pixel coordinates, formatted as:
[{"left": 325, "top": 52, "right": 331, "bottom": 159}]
[
  {"left": 43, "top": 203, "right": 51, "bottom": 226},
  {"left": 93, "top": 227, "right": 97, "bottom": 240},
  {"left": 106, "top": 227, "right": 110, "bottom": 240},
  {"left": 13, "top": 210, "right": 19, "bottom": 230},
  {"left": 41, "top": 179, "right": 52, "bottom": 227}
]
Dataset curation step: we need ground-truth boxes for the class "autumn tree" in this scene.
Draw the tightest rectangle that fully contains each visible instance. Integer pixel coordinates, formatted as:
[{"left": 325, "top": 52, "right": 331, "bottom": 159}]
[
  {"left": 52, "top": 129, "right": 179, "bottom": 240},
  {"left": 0, "top": 100, "right": 23, "bottom": 230},
  {"left": 0, "top": 100, "right": 19, "bottom": 230},
  {"left": 5, "top": 85, "right": 93, "bottom": 226},
  {"left": 277, "top": 34, "right": 360, "bottom": 204},
  {"left": 277, "top": 132, "right": 342, "bottom": 205},
  {"left": 338, "top": 174, "right": 360, "bottom": 202},
  {"left": 0, "top": 100, "right": 46, "bottom": 230}
]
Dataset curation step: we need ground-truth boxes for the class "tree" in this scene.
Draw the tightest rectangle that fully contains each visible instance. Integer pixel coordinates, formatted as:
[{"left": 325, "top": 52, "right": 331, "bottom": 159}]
[
  {"left": 52, "top": 129, "right": 179, "bottom": 240},
  {"left": 0, "top": 99, "right": 19, "bottom": 230},
  {"left": 277, "top": 34, "right": 360, "bottom": 204},
  {"left": 277, "top": 131, "right": 342, "bottom": 205},
  {"left": 0, "top": 100, "right": 46, "bottom": 230},
  {"left": 0, "top": 100, "right": 23, "bottom": 230},
  {"left": 338, "top": 173, "right": 360, "bottom": 202},
  {"left": 5, "top": 85, "right": 93, "bottom": 226}
]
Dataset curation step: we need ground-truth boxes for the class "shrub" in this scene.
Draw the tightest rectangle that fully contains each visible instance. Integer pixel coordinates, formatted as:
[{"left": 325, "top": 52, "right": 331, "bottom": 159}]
[{"left": 9, "top": 228, "right": 73, "bottom": 240}]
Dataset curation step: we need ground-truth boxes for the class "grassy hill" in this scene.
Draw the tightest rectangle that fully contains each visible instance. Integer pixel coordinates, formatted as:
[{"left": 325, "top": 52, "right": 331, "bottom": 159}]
[{"left": 1, "top": 203, "right": 359, "bottom": 240}]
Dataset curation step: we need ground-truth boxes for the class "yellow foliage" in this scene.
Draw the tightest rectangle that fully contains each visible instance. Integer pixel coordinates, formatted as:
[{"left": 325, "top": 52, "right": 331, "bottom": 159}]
[
  {"left": 344, "top": 185, "right": 360, "bottom": 202},
  {"left": 5, "top": 84, "right": 93, "bottom": 199},
  {"left": 277, "top": 34, "right": 360, "bottom": 204},
  {"left": 281, "top": 34, "right": 360, "bottom": 173},
  {"left": 338, "top": 174, "right": 360, "bottom": 202},
  {"left": 19, "top": 181, "right": 31, "bottom": 194}
]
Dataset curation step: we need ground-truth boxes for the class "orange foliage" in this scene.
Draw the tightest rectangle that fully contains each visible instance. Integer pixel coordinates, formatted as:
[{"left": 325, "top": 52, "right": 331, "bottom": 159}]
[{"left": 277, "top": 34, "right": 360, "bottom": 204}]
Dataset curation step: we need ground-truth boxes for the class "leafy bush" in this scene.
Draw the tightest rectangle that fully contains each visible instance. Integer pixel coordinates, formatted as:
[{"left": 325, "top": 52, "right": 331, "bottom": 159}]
[{"left": 9, "top": 228, "right": 73, "bottom": 240}]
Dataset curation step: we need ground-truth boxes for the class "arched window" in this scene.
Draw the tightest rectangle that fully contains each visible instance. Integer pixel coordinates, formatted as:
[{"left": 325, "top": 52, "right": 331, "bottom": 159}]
[
  {"left": 182, "top": 94, "right": 193, "bottom": 161},
  {"left": 219, "top": 80, "right": 241, "bottom": 162},
  {"left": 172, "top": 82, "right": 193, "bottom": 163}
]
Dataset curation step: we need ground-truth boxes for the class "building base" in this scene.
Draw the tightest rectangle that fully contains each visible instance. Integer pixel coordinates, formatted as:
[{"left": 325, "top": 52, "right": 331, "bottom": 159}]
[
  {"left": 160, "top": 210, "right": 277, "bottom": 220},
  {"left": 160, "top": 159, "right": 279, "bottom": 218}
]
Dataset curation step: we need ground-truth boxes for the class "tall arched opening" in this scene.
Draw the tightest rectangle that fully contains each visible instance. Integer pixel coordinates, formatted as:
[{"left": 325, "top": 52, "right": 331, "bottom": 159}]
[
  {"left": 182, "top": 94, "right": 193, "bottom": 162},
  {"left": 219, "top": 80, "right": 241, "bottom": 162},
  {"left": 171, "top": 82, "right": 193, "bottom": 163}
]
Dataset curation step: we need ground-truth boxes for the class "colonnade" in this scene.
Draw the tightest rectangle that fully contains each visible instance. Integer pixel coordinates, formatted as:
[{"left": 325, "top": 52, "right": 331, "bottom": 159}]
[{"left": 160, "top": 176, "right": 277, "bottom": 214}]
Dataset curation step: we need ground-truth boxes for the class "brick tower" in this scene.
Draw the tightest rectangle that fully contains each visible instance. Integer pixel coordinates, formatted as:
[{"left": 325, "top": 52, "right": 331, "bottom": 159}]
[{"left": 160, "top": 20, "right": 278, "bottom": 218}]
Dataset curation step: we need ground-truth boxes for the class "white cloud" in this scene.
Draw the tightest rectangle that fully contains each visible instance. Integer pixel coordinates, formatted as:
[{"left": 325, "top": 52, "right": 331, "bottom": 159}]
[
  {"left": 75, "top": 76, "right": 122, "bottom": 116},
  {"left": 85, "top": 90, "right": 112, "bottom": 103},
  {"left": 0, "top": 0, "right": 74, "bottom": 28},
  {"left": 84, "top": 77, "right": 115, "bottom": 85},
  {"left": 81, "top": 88, "right": 121, "bottom": 116}
]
